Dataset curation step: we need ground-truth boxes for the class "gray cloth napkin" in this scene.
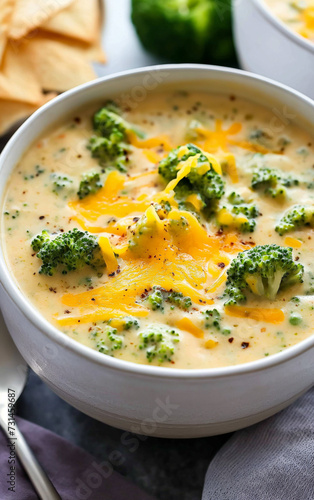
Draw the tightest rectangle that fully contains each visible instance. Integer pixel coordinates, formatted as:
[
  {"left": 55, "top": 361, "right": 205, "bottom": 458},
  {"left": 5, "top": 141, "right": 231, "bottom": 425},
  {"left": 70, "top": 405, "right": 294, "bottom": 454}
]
[
  {"left": 202, "top": 387, "right": 314, "bottom": 500},
  {"left": 0, "top": 417, "right": 156, "bottom": 500}
]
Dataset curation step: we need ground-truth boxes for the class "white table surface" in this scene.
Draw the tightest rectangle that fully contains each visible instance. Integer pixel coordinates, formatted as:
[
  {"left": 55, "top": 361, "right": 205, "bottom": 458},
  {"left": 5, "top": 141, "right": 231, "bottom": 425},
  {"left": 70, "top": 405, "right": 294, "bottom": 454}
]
[{"left": 97, "top": 0, "right": 161, "bottom": 77}]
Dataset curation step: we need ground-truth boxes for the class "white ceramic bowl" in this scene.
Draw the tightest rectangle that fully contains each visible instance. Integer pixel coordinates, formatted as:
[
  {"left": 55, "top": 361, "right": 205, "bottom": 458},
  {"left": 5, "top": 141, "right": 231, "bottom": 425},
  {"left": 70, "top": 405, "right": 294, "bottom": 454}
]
[
  {"left": 233, "top": 0, "right": 314, "bottom": 99},
  {"left": 0, "top": 65, "right": 314, "bottom": 438}
]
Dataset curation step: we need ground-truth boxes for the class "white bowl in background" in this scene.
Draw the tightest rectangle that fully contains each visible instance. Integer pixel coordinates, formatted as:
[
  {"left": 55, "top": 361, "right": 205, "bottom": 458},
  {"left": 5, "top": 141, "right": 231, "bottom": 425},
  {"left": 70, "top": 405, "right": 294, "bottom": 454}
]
[
  {"left": 233, "top": 0, "right": 314, "bottom": 99},
  {"left": 0, "top": 65, "right": 313, "bottom": 438}
]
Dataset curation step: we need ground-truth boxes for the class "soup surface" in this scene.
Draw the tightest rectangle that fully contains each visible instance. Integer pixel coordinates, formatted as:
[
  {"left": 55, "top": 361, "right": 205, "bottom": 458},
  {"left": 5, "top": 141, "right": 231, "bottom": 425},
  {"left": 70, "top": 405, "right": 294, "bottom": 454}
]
[
  {"left": 265, "top": 0, "right": 314, "bottom": 42},
  {"left": 2, "top": 90, "right": 314, "bottom": 369}
]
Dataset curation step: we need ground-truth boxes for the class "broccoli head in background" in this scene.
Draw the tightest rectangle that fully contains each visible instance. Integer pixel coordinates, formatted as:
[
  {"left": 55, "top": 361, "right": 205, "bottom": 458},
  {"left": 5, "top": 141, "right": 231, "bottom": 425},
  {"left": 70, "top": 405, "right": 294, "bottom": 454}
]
[
  {"left": 224, "top": 244, "right": 304, "bottom": 305},
  {"left": 31, "top": 228, "right": 105, "bottom": 276},
  {"left": 88, "top": 103, "right": 145, "bottom": 172},
  {"left": 158, "top": 143, "right": 225, "bottom": 212},
  {"left": 275, "top": 205, "right": 314, "bottom": 236},
  {"left": 138, "top": 324, "right": 180, "bottom": 363},
  {"left": 131, "top": 0, "right": 237, "bottom": 65},
  {"left": 251, "top": 166, "right": 299, "bottom": 200}
]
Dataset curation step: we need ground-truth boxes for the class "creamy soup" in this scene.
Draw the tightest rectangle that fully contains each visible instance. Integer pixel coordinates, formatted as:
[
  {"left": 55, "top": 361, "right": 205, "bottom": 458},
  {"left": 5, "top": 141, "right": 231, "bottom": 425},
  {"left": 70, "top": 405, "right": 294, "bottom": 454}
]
[
  {"left": 2, "top": 91, "right": 314, "bottom": 369},
  {"left": 265, "top": 0, "right": 314, "bottom": 42}
]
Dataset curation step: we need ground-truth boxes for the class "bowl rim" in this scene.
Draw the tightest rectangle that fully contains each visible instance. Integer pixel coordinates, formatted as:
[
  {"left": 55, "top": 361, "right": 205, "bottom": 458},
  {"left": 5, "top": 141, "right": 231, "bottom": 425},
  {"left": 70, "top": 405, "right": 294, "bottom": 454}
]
[
  {"left": 0, "top": 63, "right": 314, "bottom": 380},
  {"left": 252, "top": 0, "right": 314, "bottom": 54}
]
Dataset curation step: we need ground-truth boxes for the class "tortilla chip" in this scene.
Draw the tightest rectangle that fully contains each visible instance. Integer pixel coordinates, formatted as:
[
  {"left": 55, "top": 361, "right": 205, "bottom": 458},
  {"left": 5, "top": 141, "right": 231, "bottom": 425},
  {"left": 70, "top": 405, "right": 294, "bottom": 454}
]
[
  {"left": 0, "top": 44, "right": 42, "bottom": 104},
  {"left": 42, "top": 0, "right": 100, "bottom": 44},
  {"left": 20, "top": 37, "right": 97, "bottom": 92},
  {"left": 0, "top": 0, "right": 15, "bottom": 64},
  {"left": 8, "top": 0, "right": 74, "bottom": 40},
  {"left": 0, "top": 92, "right": 57, "bottom": 135},
  {"left": 34, "top": 28, "right": 107, "bottom": 64}
]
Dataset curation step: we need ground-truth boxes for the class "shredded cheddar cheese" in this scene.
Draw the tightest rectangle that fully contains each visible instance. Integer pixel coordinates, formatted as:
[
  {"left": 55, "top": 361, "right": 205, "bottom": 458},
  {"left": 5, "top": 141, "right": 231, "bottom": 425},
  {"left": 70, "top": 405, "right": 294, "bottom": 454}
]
[{"left": 225, "top": 306, "right": 285, "bottom": 324}]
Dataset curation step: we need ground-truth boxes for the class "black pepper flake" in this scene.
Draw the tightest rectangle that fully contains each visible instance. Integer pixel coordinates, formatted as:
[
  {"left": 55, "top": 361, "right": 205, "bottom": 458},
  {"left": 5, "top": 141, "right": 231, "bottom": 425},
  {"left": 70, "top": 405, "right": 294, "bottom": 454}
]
[
  {"left": 228, "top": 337, "right": 234, "bottom": 343},
  {"left": 64, "top": 310, "right": 71, "bottom": 314},
  {"left": 217, "top": 262, "right": 225, "bottom": 269},
  {"left": 39, "top": 215, "right": 45, "bottom": 220},
  {"left": 241, "top": 342, "right": 249, "bottom": 349}
]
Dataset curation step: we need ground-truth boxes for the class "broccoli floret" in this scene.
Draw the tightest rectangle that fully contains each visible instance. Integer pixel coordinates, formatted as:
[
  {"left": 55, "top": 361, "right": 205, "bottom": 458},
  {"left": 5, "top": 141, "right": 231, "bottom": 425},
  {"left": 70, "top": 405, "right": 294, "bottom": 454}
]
[
  {"left": 123, "top": 317, "right": 140, "bottom": 330},
  {"left": 168, "top": 291, "right": 192, "bottom": 310},
  {"left": 88, "top": 134, "right": 127, "bottom": 172},
  {"left": 217, "top": 203, "right": 259, "bottom": 233},
  {"left": 93, "top": 326, "right": 124, "bottom": 355},
  {"left": 204, "top": 308, "right": 221, "bottom": 329},
  {"left": 203, "top": 308, "right": 231, "bottom": 335},
  {"left": 138, "top": 324, "right": 180, "bottom": 363},
  {"left": 224, "top": 244, "right": 304, "bottom": 304},
  {"left": 145, "top": 286, "right": 192, "bottom": 312},
  {"left": 131, "top": 0, "right": 236, "bottom": 65},
  {"left": 93, "top": 105, "right": 144, "bottom": 139},
  {"left": 31, "top": 228, "right": 105, "bottom": 276},
  {"left": 50, "top": 173, "right": 73, "bottom": 195},
  {"left": 88, "top": 103, "right": 144, "bottom": 172},
  {"left": 77, "top": 172, "right": 103, "bottom": 199},
  {"left": 31, "top": 230, "right": 51, "bottom": 253},
  {"left": 275, "top": 205, "right": 314, "bottom": 236},
  {"left": 251, "top": 166, "right": 299, "bottom": 199},
  {"left": 228, "top": 191, "right": 245, "bottom": 205},
  {"left": 158, "top": 144, "right": 225, "bottom": 212},
  {"left": 128, "top": 208, "right": 158, "bottom": 252},
  {"left": 147, "top": 288, "right": 164, "bottom": 311},
  {"left": 218, "top": 192, "right": 259, "bottom": 233}
]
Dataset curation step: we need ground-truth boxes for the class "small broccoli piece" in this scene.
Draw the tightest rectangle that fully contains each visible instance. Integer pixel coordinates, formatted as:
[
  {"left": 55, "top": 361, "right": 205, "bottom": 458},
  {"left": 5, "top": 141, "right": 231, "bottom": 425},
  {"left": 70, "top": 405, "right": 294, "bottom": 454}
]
[
  {"left": 88, "top": 135, "right": 127, "bottom": 172},
  {"left": 289, "top": 312, "right": 303, "bottom": 326},
  {"left": 77, "top": 172, "right": 103, "bottom": 199},
  {"left": 31, "top": 228, "right": 105, "bottom": 276},
  {"left": 50, "top": 173, "right": 73, "bottom": 195},
  {"left": 168, "top": 291, "right": 192, "bottom": 311},
  {"left": 94, "top": 326, "right": 124, "bottom": 355},
  {"left": 145, "top": 286, "right": 192, "bottom": 312},
  {"left": 204, "top": 308, "right": 221, "bottom": 330},
  {"left": 147, "top": 288, "right": 164, "bottom": 311},
  {"left": 128, "top": 209, "right": 158, "bottom": 252},
  {"left": 217, "top": 202, "right": 259, "bottom": 233},
  {"left": 158, "top": 144, "right": 225, "bottom": 212},
  {"left": 93, "top": 105, "right": 144, "bottom": 140},
  {"left": 218, "top": 193, "right": 259, "bottom": 233},
  {"left": 131, "top": 0, "right": 236, "bottom": 65},
  {"left": 88, "top": 103, "right": 144, "bottom": 172},
  {"left": 31, "top": 230, "right": 51, "bottom": 253},
  {"left": 228, "top": 191, "right": 245, "bottom": 205},
  {"left": 224, "top": 244, "right": 304, "bottom": 304},
  {"left": 123, "top": 317, "right": 140, "bottom": 330},
  {"left": 251, "top": 166, "right": 299, "bottom": 199},
  {"left": 138, "top": 325, "right": 180, "bottom": 363},
  {"left": 275, "top": 205, "right": 314, "bottom": 236},
  {"left": 203, "top": 308, "right": 231, "bottom": 335}
]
